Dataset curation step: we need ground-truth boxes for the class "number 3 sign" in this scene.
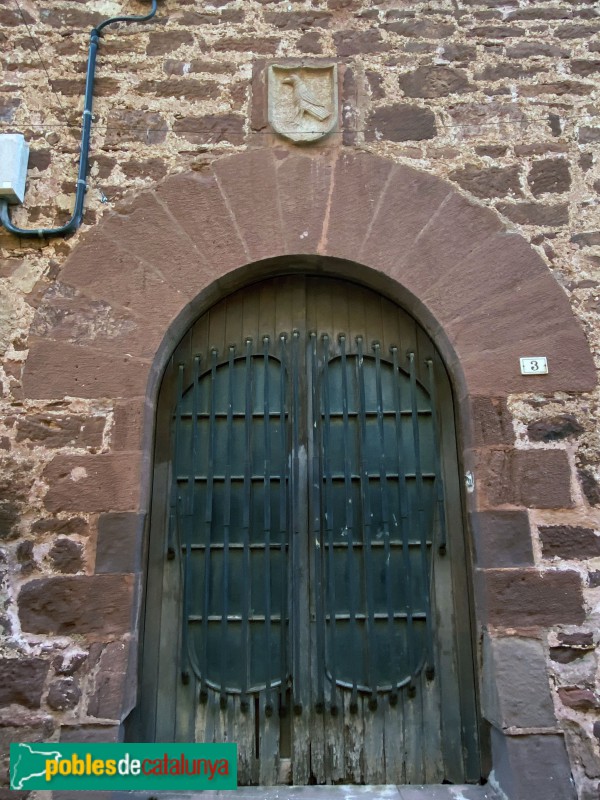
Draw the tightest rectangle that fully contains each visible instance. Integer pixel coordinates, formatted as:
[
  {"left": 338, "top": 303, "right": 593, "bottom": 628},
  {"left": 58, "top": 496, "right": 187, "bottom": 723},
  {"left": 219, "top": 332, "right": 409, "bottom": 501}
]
[{"left": 520, "top": 357, "right": 549, "bottom": 375}]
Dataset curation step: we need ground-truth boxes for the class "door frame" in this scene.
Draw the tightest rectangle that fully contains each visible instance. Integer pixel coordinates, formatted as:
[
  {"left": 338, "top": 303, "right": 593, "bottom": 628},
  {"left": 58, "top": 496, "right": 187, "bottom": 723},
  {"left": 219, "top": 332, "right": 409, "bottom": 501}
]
[{"left": 128, "top": 270, "right": 484, "bottom": 785}]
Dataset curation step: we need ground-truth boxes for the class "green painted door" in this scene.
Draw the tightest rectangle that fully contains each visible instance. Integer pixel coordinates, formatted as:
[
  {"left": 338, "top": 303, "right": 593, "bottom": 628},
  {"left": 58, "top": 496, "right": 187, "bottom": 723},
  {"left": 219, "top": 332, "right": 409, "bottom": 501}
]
[{"left": 134, "top": 276, "right": 481, "bottom": 785}]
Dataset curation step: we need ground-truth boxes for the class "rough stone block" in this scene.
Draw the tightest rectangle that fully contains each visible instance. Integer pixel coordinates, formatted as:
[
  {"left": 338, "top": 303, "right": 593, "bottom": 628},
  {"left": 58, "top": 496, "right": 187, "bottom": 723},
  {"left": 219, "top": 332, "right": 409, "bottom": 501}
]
[
  {"left": 0, "top": 658, "right": 49, "bottom": 708},
  {"left": 470, "top": 396, "right": 515, "bottom": 446},
  {"left": 59, "top": 724, "right": 120, "bottom": 743},
  {"left": 23, "top": 339, "right": 150, "bottom": 400},
  {"left": 479, "top": 568, "right": 585, "bottom": 627},
  {"left": 95, "top": 512, "right": 144, "bottom": 574},
  {"left": 475, "top": 448, "right": 573, "bottom": 509},
  {"left": 399, "top": 66, "right": 471, "bottom": 98},
  {"left": 482, "top": 635, "right": 556, "bottom": 728},
  {"left": 539, "top": 525, "right": 600, "bottom": 559},
  {"left": 471, "top": 510, "right": 534, "bottom": 568},
  {"left": 491, "top": 728, "right": 576, "bottom": 800},
  {"left": 528, "top": 158, "right": 572, "bottom": 195},
  {"left": 365, "top": 103, "right": 437, "bottom": 142},
  {"left": 43, "top": 453, "right": 143, "bottom": 513},
  {"left": 18, "top": 575, "right": 134, "bottom": 639}
]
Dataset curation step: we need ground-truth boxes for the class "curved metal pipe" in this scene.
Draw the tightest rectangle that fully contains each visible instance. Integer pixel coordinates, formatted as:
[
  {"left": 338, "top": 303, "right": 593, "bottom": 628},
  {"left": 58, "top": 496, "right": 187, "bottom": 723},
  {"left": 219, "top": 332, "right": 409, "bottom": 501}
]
[{"left": 0, "top": 0, "right": 158, "bottom": 240}]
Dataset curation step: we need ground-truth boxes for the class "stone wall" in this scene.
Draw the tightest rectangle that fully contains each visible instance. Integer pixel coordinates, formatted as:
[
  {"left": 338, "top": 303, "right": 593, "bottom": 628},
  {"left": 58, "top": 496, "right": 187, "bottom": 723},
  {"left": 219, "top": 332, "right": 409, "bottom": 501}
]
[{"left": 0, "top": 0, "right": 599, "bottom": 798}]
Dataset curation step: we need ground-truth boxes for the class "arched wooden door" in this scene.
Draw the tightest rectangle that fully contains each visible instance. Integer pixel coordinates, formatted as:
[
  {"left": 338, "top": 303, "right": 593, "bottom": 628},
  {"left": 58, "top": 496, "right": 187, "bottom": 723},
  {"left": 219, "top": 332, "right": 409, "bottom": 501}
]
[{"left": 134, "top": 275, "right": 481, "bottom": 785}]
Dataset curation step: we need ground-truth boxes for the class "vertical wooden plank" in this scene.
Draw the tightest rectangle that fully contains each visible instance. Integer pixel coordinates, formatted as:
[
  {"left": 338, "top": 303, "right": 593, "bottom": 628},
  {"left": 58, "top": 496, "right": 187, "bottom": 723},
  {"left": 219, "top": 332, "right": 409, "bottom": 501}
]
[
  {"left": 422, "top": 670, "right": 443, "bottom": 783},
  {"left": 236, "top": 695, "right": 257, "bottom": 785},
  {"left": 403, "top": 684, "right": 423, "bottom": 783},
  {"left": 175, "top": 671, "right": 196, "bottom": 741},
  {"left": 155, "top": 549, "right": 180, "bottom": 740},
  {"left": 259, "top": 693, "right": 280, "bottom": 785},
  {"left": 363, "top": 696, "right": 385, "bottom": 783},
  {"left": 323, "top": 685, "right": 345, "bottom": 782},
  {"left": 196, "top": 688, "right": 217, "bottom": 743},
  {"left": 383, "top": 694, "right": 405, "bottom": 783},
  {"left": 343, "top": 692, "right": 364, "bottom": 784}
]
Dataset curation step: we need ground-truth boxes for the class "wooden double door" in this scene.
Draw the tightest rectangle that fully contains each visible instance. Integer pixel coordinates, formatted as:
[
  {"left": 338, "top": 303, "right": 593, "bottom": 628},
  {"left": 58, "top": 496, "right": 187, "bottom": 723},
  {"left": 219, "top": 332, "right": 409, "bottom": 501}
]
[{"left": 135, "top": 275, "right": 480, "bottom": 785}]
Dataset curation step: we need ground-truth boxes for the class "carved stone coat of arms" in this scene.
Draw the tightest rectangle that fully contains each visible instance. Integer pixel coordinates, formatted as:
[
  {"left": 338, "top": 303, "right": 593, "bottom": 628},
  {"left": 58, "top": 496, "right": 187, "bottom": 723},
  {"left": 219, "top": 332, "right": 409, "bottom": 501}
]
[{"left": 268, "top": 64, "right": 338, "bottom": 144}]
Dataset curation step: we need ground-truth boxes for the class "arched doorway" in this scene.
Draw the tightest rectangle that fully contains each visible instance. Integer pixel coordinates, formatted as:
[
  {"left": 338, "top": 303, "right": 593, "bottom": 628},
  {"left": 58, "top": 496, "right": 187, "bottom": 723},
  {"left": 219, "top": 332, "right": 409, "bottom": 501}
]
[{"left": 134, "top": 274, "right": 481, "bottom": 785}]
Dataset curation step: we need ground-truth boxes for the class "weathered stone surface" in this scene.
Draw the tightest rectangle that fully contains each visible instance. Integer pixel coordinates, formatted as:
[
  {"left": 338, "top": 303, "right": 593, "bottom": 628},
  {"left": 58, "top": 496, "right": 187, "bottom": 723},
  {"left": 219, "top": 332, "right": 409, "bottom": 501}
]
[
  {"left": 539, "top": 525, "right": 600, "bottom": 559},
  {"left": 333, "top": 29, "right": 385, "bottom": 56},
  {"left": 527, "top": 414, "right": 584, "bottom": 442},
  {"left": 105, "top": 110, "right": 167, "bottom": 146},
  {"left": 550, "top": 646, "right": 593, "bottom": 664},
  {"left": 14, "top": 413, "right": 104, "bottom": 449},
  {"left": 146, "top": 30, "right": 194, "bottom": 56},
  {"left": 491, "top": 729, "right": 577, "bottom": 800},
  {"left": 579, "top": 127, "right": 600, "bottom": 144},
  {"left": 95, "top": 512, "right": 144, "bottom": 574},
  {"left": 264, "top": 10, "right": 331, "bottom": 29},
  {"left": 137, "top": 79, "right": 220, "bottom": 101},
  {"left": 47, "top": 678, "right": 81, "bottom": 711},
  {"left": 476, "top": 448, "right": 573, "bottom": 509},
  {"left": 172, "top": 114, "right": 244, "bottom": 145},
  {"left": 18, "top": 575, "right": 134, "bottom": 638},
  {"left": 31, "top": 517, "right": 89, "bottom": 537},
  {"left": 177, "top": 9, "right": 244, "bottom": 25},
  {"left": 558, "top": 687, "right": 600, "bottom": 710},
  {"left": 87, "top": 642, "right": 130, "bottom": 720},
  {"left": 0, "top": 658, "right": 49, "bottom": 708},
  {"left": 470, "top": 396, "right": 515, "bottom": 446},
  {"left": 482, "top": 635, "right": 556, "bottom": 728},
  {"left": 479, "top": 568, "right": 585, "bottom": 626},
  {"left": 48, "top": 538, "right": 84, "bottom": 573},
  {"left": 471, "top": 510, "right": 534, "bottom": 568},
  {"left": 578, "top": 468, "right": 600, "bottom": 505},
  {"left": 528, "top": 159, "right": 572, "bottom": 195},
  {"left": 59, "top": 724, "right": 120, "bottom": 743},
  {"left": 450, "top": 164, "right": 522, "bottom": 199},
  {"left": 297, "top": 31, "right": 322, "bottom": 54},
  {"left": 399, "top": 66, "right": 471, "bottom": 98},
  {"left": 496, "top": 201, "right": 569, "bottom": 226},
  {"left": 366, "top": 104, "right": 437, "bottom": 141},
  {"left": 43, "top": 453, "right": 142, "bottom": 513},
  {"left": 571, "top": 231, "right": 600, "bottom": 247},
  {"left": 385, "top": 19, "right": 455, "bottom": 38}
]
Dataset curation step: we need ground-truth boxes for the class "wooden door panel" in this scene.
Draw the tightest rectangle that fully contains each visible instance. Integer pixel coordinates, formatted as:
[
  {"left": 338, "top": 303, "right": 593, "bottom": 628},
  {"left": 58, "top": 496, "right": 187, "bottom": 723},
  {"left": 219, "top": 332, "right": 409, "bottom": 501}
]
[{"left": 136, "top": 275, "right": 480, "bottom": 786}]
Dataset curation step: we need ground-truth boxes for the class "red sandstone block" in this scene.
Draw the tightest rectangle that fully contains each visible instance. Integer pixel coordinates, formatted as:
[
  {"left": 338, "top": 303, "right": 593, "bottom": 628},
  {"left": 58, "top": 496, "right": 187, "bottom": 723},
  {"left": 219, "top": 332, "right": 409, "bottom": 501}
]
[
  {"left": 43, "top": 452, "right": 143, "bottom": 513},
  {"left": 478, "top": 568, "right": 584, "bottom": 627}
]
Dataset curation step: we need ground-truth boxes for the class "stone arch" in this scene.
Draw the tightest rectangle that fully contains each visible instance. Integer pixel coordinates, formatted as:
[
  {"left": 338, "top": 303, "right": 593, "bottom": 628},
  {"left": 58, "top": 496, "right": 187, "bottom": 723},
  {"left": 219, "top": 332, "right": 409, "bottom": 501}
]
[{"left": 23, "top": 149, "right": 595, "bottom": 797}]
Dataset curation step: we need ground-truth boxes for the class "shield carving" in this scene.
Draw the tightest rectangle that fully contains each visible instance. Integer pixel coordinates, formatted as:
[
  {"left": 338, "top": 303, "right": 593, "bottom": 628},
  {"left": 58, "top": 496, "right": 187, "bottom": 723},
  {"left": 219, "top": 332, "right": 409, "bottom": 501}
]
[{"left": 268, "top": 64, "right": 338, "bottom": 144}]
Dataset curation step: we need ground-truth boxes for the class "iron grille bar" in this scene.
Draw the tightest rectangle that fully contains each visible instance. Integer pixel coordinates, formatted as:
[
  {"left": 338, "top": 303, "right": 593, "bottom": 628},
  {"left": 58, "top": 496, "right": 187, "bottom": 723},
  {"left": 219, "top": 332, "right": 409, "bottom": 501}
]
[
  {"left": 262, "top": 336, "right": 273, "bottom": 714},
  {"left": 408, "top": 352, "right": 434, "bottom": 680},
  {"left": 220, "top": 345, "right": 235, "bottom": 710},
  {"left": 356, "top": 337, "right": 376, "bottom": 706},
  {"left": 176, "top": 472, "right": 436, "bottom": 482},
  {"left": 199, "top": 349, "right": 218, "bottom": 702},
  {"left": 278, "top": 333, "right": 289, "bottom": 714},
  {"left": 175, "top": 409, "right": 432, "bottom": 419},
  {"left": 184, "top": 539, "right": 432, "bottom": 551},
  {"left": 310, "top": 333, "right": 325, "bottom": 712},
  {"left": 321, "top": 334, "right": 337, "bottom": 713},
  {"left": 339, "top": 334, "right": 358, "bottom": 711},
  {"left": 426, "top": 359, "right": 447, "bottom": 556},
  {"left": 373, "top": 341, "right": 396, "bottom": 703},
  {"left": 241, "top": 338, "right": 253, "bottom": 711},
  {"left": 182, "top": 356, "right": 201, "bottom": 687},
  {"left": 391, "top": 346, "right": 414, "bottom": 691},
  {"left": 187, "top": 611, "right": 427, "bottom": 623},
  {"left": 291, "top": 330, "right": 302, "bottom": 714}
]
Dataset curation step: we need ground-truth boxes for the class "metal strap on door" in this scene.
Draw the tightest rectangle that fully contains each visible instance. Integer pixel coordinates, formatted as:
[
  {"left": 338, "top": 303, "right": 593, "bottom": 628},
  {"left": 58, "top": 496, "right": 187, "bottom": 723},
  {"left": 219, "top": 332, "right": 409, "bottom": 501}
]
[{"left": 170, "top": 332, "right": 445, "bottom": 715}]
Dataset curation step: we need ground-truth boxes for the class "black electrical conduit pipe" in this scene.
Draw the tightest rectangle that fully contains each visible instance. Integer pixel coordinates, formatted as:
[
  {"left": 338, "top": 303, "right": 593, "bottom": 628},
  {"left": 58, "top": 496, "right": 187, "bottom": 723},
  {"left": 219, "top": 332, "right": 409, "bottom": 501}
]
[{"left": 0, "top": 0, "right": 158, "bottom": 239}]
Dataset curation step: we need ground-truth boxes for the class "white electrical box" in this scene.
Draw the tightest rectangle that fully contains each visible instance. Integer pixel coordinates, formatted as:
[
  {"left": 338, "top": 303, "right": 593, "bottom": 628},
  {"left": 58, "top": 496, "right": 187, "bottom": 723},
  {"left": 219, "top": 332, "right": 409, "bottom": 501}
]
[{"left": 0, "top": 133, "right": 30, "bottom": 204}]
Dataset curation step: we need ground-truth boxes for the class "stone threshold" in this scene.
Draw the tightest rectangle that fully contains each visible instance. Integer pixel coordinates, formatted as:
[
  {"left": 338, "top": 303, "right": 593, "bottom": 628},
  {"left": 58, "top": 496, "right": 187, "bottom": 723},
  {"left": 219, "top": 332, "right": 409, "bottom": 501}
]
[{"left": 112, "top": 784, "right": 500, "bottom": 800}]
